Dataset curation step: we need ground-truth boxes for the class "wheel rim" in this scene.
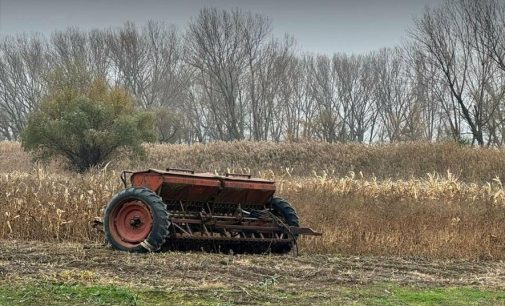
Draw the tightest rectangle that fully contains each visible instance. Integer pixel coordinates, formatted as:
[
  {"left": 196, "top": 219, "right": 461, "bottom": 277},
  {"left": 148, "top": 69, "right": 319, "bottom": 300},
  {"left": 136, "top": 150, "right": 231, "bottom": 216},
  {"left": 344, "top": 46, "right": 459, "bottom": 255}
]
[{"left": 109, "top": 199, "right": 153, "bottom": 248}]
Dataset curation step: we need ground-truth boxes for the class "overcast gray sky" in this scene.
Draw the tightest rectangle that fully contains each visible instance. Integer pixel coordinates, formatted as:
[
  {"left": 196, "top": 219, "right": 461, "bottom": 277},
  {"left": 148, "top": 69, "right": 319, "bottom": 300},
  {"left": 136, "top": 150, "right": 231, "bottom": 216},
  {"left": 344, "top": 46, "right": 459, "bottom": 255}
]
[{"left": 0, "top": 0, "right": 444, "bottom": 54}]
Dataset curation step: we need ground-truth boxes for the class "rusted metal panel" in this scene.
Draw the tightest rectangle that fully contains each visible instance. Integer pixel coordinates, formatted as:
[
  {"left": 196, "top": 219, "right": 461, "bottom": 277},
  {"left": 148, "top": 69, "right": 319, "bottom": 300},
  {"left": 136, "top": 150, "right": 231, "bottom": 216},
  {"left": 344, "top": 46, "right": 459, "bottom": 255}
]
[
  {"left": 214, "top": 187, "right": 275, "bottom": 205},
  {"left": 130, "top": 169, "right": 276, "bottom": 205},
  {"left": 131, "top": 169, "right": 221, "bottom": 202},
  {"left": 130, "top": 172, "right": 164, "bottom": 191},
  {"left": 215, "top": 173, "right": 276, "bottom": 205},
  {"left": 160, "top": 183, "right": 221, "bottom": 202}
]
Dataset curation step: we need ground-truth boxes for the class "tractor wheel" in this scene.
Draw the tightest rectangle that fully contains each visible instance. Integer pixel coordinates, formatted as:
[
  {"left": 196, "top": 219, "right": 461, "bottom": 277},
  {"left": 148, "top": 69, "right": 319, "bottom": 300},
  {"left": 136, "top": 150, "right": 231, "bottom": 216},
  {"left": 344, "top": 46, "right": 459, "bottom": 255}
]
[
  {"left": 104, "top": 187, "right": 170, "bottom": 252},
  {"left": 270, "top": 197, "right": 300, "bottom": 253},
  {"left": 270, "top": 197, "right": 300, "bottom": 228}
]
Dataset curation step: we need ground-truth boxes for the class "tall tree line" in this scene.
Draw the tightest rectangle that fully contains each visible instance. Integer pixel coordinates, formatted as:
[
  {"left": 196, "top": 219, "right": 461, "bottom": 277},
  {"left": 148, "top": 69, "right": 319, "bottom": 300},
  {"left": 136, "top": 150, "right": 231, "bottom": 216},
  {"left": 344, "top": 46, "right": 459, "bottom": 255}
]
[{"left": 2, "top": 1, "right": 505, "bottom": 146}]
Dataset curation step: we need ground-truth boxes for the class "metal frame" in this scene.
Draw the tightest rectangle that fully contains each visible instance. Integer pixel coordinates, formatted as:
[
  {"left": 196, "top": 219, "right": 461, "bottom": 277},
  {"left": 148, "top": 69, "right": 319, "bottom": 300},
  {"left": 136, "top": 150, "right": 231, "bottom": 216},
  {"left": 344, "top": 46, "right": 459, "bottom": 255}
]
[{"left": 122, "top": 168, "right": 321, "bottom": 251}]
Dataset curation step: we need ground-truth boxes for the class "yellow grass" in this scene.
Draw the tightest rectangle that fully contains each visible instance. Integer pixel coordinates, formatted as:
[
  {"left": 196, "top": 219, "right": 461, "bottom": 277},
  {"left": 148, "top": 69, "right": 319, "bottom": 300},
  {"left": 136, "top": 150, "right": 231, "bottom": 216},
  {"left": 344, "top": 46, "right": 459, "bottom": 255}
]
[
  {"left": 6, "top": 140, "right": 505, "bottom": 182},
  {"left": 1, "top": 141, "right": 505, "bottom": 259}
]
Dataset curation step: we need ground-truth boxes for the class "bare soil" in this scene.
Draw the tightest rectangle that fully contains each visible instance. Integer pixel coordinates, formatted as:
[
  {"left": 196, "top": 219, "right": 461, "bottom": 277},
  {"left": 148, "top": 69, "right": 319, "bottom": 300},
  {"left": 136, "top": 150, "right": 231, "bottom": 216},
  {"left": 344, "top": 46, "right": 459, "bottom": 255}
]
[{"left": 1, "top": 240, "right": 504, "bottom": 292}]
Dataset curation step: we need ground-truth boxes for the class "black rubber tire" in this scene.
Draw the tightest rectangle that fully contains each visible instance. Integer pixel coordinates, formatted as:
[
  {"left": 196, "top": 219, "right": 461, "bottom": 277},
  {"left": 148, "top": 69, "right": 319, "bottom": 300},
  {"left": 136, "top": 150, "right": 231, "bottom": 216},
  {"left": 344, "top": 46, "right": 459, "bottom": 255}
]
[
  {"left": 270, "top": 197, "right": 300, "bottom": 253},
  {"left": 104, "top": 187, "right": 170, "bottom": 252},
  {"left": 270, "top": 197, "right": 300, "bottom": 228}
]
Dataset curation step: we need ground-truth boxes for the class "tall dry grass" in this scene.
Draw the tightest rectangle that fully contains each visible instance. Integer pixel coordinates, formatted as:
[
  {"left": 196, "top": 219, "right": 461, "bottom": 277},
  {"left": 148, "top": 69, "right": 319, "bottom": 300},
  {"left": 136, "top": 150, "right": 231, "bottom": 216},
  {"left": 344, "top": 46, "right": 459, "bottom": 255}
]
[
  {"left": 4, "top": 140, "right": 505, "bottom": 182},
  {"left": 1, "top": 167, "right": 504, "bottom": 259},
  {"left": 3, "top": 140, "right": 505, "bottom": 259},
  {"left": 139, "top": 141, "right": 505, "bottom": 182},
  {"left": 283, "top": 172, "right": 505, "bottom": 259}
]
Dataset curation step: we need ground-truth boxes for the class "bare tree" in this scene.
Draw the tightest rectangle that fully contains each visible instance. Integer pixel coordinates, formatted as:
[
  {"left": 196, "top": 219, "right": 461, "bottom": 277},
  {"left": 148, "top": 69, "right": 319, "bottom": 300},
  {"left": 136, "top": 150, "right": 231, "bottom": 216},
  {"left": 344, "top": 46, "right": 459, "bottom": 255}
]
[
  {"left": 372, "top": 48, "right": 423, "bottom": 142},
  {"left": 460, "top": 0, "right": 505, "bottom": 71},
  {"left": 410, "top": 1, "right": 501, "bottom": 146},
  {"left": 306, "top": 55, "right": 341, "bottom": 142},
  {"left": 49, "top": 28, "right": 95, "bottom": 90},
  {"left": 404, "top": 45, "right": 451, "bottom": 141},
  {"left": 184, "top": 8, "right": 281, "bottom": 141},
  {"left": 0, "top": 34, "right": 48, "bottom": 139},
  {"left": 333, "top": 54, "right": 377, "bottom": 142},
  {"left": 2, "top": 4, "right": 505, "bottom": 146}
]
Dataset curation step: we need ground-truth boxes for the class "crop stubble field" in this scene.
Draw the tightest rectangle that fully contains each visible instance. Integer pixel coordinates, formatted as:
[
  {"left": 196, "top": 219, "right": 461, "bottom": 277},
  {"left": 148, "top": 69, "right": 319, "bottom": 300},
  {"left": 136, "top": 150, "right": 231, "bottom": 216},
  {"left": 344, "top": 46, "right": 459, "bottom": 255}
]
[{"left": 1, "top": 141, "right": 505, "bottom": 304}]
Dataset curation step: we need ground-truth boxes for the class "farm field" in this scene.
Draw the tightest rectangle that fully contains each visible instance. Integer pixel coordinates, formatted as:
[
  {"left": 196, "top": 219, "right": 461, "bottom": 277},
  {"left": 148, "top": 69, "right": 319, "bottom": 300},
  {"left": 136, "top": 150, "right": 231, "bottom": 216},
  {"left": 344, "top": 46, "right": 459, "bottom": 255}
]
[
  {"left": 4, "top": 0, "right": 505, "bottom": 304},
  {"left": 1, "top": 241, "right": 505, "bottom": 305},
  {"left": 1, "top": 141, "right": 505, "bottom": 304}
]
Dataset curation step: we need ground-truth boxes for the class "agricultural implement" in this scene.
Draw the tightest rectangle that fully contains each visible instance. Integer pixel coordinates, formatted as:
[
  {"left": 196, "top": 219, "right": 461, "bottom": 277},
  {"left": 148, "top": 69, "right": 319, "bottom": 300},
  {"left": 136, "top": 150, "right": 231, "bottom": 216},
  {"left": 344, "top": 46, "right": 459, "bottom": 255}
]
[{"left": 102, "top": 168, "right": 321, "bottom": 254}]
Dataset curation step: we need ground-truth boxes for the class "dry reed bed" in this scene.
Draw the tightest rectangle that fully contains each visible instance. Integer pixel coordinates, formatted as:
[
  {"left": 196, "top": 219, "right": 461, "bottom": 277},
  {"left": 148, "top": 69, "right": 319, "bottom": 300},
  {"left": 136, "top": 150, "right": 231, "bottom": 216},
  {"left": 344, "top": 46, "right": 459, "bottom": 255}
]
[
  {"left": 3, "top": 140, "right": 505, "bottom": 182},
  {"left": 1, "top": 169, "right": 504, "bottom": 259},
  {"left": 141, "top": 141, "right": 505, "bottom": 182}
]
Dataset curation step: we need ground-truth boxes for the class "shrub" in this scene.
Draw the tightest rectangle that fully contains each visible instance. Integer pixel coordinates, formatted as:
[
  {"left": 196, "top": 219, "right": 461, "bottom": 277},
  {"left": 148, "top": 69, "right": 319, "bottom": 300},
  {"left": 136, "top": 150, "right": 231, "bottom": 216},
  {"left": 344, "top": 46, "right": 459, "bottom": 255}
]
[{"left": 21, "top": 79, "right": 155, "bottom": 172}]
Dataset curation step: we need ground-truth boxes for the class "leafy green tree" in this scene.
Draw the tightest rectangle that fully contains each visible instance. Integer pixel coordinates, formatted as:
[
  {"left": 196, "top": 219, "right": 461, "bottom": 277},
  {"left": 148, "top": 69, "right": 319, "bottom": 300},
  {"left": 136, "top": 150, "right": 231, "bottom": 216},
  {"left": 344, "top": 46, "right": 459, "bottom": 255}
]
[{"left": 21, "top": 78, "right": 155, "bottom": 172}]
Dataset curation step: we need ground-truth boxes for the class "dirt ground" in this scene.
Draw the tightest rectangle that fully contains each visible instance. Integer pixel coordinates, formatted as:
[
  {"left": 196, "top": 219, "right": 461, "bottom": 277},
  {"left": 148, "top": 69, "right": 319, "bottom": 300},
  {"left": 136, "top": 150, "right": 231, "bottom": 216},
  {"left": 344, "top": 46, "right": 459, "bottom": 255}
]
[{"left": 1, "top": 240, "right": 504, "bottom": 292}]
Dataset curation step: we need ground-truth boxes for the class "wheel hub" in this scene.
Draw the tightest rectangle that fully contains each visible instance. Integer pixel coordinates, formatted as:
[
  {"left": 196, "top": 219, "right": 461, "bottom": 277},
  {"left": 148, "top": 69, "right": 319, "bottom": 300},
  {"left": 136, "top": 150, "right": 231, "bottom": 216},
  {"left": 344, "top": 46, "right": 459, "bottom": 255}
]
[
  {"left": 130, "top": 216, "right": 142, "bottom": 228},
  {"left": 110, "top": 200, "right": 153, "bottom": 246}
]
